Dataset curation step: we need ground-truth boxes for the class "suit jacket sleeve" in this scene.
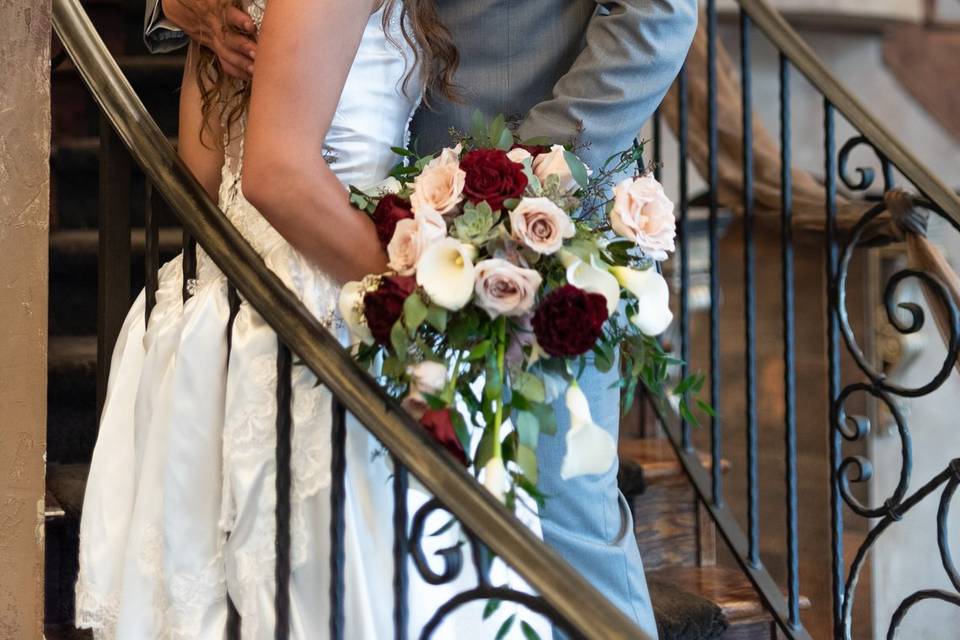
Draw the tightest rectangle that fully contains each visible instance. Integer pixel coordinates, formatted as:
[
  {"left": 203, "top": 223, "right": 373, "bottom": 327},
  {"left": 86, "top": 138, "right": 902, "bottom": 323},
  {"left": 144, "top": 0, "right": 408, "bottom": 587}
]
[
  {"left": 517, "top": 0, "right": 697, "bottom": 170},
  {"left": 144, "top": 0, "right": 189, "bottom": 53}
]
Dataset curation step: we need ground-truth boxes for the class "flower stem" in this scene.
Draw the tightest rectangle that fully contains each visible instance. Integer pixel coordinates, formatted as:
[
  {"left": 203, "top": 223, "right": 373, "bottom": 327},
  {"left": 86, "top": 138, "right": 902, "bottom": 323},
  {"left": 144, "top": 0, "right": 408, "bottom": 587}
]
[{"left": 491, "top": 316, "right": 508, "bottom": 459}]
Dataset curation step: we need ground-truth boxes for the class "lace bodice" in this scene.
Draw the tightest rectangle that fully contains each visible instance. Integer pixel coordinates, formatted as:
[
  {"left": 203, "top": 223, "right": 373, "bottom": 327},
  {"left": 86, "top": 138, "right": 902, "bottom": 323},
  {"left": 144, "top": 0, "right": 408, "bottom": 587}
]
[{"left": 218, "top": 2, "right": 422, "bottom": 256}]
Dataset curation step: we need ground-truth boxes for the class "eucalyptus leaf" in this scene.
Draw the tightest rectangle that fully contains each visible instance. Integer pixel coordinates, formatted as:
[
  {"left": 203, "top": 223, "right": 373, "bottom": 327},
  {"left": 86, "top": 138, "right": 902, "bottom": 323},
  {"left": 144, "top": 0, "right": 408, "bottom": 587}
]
[
  {"left": 563, "top": 150, "right": 590, "bottom": 190},
  {"left": 517, "top": 445, "right": 538, "bottom": 484},
  {"left": 512, "top": 371, "right": 546, "bottom": 404},
  {"left": 390, "top": 321, "right": 409, "bottom": 355},
  {"left": 516, "top": 411, "right": 540, "bottom": 449},
  {"left": 483, "top": 599, "right": 502, "bottom": 621},
  {"left": 521, "top": 621, "right": 542, "bottom": 640},
  {"left": 403, "top": 293, "right": 428, "bottom": 335},
  {"left": 425, "top": 305, "right": 448, "bottom": 332}
]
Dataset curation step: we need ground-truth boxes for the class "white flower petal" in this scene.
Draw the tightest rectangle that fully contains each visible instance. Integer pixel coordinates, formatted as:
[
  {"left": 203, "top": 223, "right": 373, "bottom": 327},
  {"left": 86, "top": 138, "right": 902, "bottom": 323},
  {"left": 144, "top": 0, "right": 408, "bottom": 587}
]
[
  {"left": 416, "top": 237, "right": 476, "bottom": 311},
  {"left": 610, "top": 266, "right": 673, "bottom": 336},
  {"left": 482, "top": 457, "right": 507, "bottom": 502},
  {"left": 560, "top": 384, "right": 617, "bottom": 480},
  {"left": 338, "top": 281, "right": 373, "bottom": 345},
  {"left": 566, "top": 257, "right": 620, "bottom": 317}
]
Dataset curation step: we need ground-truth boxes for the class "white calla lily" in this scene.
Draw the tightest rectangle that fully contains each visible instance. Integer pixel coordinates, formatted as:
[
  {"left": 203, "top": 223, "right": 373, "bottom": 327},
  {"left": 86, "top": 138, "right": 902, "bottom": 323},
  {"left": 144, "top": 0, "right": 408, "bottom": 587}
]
[
  {"left": 416, "top": 237, "right": 476, "bottom": 311},
  {"left": 609, "top": 266, "right": 673, "bottom": 336},
  {"left": 482, "top": 456, "right": 507, "bottom": 502},
  {"left": 560, "top": 383, "right": 618, "bottom": 480},
  {"left": 566, "top": 255, "right": 620, "bottom": 317},
  {"left": 337, "top": 281, "right": 373, "bottom": 345}
]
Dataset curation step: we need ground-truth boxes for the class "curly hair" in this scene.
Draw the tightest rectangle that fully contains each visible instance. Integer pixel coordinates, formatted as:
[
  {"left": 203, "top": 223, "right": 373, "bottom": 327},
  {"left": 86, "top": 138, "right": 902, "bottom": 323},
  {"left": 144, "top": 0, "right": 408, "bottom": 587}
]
[{"left": 193, "top": 0, "right": 459, "bottom": 148}]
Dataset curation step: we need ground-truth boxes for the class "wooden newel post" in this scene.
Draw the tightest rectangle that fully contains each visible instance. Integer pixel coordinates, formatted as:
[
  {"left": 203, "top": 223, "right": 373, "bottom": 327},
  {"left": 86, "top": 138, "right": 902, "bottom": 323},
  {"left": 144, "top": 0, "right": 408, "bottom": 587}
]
[{"left": 0, "top": 0, "right": 52, "bottom": 636}]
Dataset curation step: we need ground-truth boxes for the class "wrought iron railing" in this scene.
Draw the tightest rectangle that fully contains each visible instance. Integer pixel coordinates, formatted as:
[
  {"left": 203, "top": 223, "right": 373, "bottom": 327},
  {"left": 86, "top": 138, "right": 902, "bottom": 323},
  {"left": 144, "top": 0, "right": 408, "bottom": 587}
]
[
  {"left": 50, "top": 0, "right": 654, "bottom": 637},
  {"left": 646, "top": 1, "right": 960, "bottom": 638}
]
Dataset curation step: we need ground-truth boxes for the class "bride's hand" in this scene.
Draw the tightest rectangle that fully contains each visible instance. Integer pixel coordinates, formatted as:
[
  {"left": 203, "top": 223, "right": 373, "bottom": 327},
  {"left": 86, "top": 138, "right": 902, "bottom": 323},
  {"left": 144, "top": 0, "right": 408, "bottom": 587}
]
[{"left": 161, "top": 0, "right": 257, "bottom": 80}]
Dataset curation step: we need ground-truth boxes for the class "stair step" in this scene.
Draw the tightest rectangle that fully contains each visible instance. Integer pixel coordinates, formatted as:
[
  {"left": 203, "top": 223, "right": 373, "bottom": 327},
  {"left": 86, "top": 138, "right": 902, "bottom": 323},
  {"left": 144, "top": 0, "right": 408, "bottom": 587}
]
[
  {"left": 45, "top": 489, "right": 67, "bottom": 521},
  {"left": 51, "top": 227, "right": 183, "bottom": 256},
  {"left": 619, "top": 437, "right": 731, "bottom": 483},
  {"left": 650, "top": 566, "right": 810, "bottom": 638},
  {"left": 54, "top": 54, "right": 186, "bottom": 82},
  {"left": 49, "top": 335, "right": 97, "bottom": 373},
  {"left": 619, "top": 438, "right": 730, "bottom": 572},
  {"left": 48, "top": 338, "right": 98, "bottom": 464},
  {"left": 51, "top": 135, "right": 178, "bottom": 172},
  {"left": 47, "top": 464, "right": 90, "bottom": 519}
]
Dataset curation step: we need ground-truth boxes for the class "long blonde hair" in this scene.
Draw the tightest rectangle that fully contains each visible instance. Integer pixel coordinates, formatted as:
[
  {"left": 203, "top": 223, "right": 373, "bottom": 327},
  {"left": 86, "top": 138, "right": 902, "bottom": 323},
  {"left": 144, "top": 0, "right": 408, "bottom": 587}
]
[{"left": 193, "top": 0, "right": 459, "bottom": 147}]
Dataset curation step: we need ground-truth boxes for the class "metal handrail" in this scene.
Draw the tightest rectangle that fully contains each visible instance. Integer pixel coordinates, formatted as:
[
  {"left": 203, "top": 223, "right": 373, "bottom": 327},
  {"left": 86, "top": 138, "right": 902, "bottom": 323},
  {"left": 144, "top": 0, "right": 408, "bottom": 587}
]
[
  {"left": 50, "top": 0, "right": 650, "bottom": 637},
  {"left": 736, "top": 0, "right": 960, "bottom": 224}
]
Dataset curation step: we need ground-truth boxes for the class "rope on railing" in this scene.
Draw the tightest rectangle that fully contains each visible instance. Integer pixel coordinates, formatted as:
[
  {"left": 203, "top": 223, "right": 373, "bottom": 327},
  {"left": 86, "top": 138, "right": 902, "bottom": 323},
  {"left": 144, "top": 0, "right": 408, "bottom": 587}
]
[{"left": 886, "top": 189, "right": 960, "bottom": 376}]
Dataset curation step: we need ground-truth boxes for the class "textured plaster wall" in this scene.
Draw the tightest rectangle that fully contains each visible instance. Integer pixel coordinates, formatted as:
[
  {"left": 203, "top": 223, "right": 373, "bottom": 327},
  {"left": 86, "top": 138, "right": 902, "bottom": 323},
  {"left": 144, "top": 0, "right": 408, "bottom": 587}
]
[{"left": 0, "top": 0, "right": 50, "bottom": 637}]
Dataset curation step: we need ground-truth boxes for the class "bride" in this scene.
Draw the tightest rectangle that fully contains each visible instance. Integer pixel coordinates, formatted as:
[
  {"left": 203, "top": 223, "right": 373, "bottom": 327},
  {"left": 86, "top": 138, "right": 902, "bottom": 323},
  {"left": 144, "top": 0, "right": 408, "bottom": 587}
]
[{"left": 75, "top": 1, "right": 550, "bottom": 638}]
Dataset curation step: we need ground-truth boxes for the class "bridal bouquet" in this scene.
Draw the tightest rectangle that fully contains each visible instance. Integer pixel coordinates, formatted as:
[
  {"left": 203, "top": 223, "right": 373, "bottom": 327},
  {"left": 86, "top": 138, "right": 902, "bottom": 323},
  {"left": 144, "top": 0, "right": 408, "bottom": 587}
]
[{"left": 340, "top": 115, "right": 703, "bottom": 504}]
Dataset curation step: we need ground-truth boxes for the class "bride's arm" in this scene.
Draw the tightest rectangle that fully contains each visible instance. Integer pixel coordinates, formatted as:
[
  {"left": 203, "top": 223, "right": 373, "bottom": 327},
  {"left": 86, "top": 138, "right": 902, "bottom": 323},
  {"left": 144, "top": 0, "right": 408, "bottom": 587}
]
[
  {"left": 178, "top": 44, "right": 225, "bottom": 201},
  {"left": 241, "top": 0, "right": 388, "bottom": 284}
]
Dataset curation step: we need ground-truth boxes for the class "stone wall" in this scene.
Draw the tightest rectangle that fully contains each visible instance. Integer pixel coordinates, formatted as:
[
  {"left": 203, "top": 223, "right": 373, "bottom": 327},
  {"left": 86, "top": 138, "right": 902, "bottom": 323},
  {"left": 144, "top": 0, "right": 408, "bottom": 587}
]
[{"left": 0, "top": 0, "right": 51, "bottom": 637}]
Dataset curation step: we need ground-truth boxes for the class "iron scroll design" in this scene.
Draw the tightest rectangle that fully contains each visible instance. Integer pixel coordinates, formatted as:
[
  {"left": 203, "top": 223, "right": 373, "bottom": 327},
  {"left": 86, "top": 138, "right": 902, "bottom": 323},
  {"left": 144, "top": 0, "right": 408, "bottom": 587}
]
[
  {"left": 408, "top": 498, "right": 582, "bottom": 640},
  {"left": 830, "top": 174, "right": 960, "bottom": 639}
]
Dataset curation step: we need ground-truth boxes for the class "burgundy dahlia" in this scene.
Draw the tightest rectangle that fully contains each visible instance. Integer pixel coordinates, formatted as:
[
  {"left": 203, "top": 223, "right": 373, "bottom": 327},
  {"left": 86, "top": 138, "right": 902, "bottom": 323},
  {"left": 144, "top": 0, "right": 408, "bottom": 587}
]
[
  {"left": 371, "top": 194, "right": 414, "bottom": 248},
  {"left": 460, "top": 149, "right": 528, "bottom": 211},
  {"left": 532, "top": 285, "right": 609, "bottom": 357},
  {"left": 419, "top": 408, "right": 468, "bottom": 466},
  {"left": 363, "top": 275, "right": 417, "bottom": 346}
]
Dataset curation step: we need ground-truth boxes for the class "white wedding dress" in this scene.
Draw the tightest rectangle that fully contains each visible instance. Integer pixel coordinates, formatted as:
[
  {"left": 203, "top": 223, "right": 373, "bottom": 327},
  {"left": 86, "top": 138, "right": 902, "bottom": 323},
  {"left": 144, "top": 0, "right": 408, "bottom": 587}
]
[{"left": 75, "top": 4, "right": 550, "bottom": 639}]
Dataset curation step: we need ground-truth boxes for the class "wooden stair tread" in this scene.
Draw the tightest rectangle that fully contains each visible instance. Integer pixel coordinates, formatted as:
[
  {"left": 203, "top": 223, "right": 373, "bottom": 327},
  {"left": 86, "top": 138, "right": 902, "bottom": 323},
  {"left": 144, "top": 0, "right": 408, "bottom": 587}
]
[
  {"left": 50, "top": 227, "right": 183, "bottom": 255},
  {"left": 619, "top": 437, "right": 731, "bottom": 481},
  {"left": 649, "top": 566, "right": 810, "bottom": 623},
  {"left": 49, "top": 335, "right": 97, "bottom": 373},
  {"left": 45, "top": 489, "right": 66, "bottom": 520}
]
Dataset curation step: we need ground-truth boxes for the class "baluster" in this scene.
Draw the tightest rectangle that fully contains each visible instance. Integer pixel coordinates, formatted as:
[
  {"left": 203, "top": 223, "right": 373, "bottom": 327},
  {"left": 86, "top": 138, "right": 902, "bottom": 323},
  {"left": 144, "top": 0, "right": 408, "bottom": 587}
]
[
  {"left": 652, "top": 110, "right": 662, "bottom": 182},
  {"left": 677, "top": 65, "right": 691, "bottom": 452},
  {"left": 393, "top": 459, "right": 409, "bottom": 640},
  {"left": 740, "top": 9, "right": 760, "bottom": 569},
  {"left": 182, "top": 227, "right": 198, "bottom": 302},
  {"left": 329, "top": 398, "right": 347, "bottom": 640},
  {"left": 97, "top": 114, "right": 131, "bottom": 417},
  {"left": 275, "top": 342, "right": 294, "bottom": 640},
  {"left": 144, "top": 181, "right": 160, "bottom": 324},
  {"left": 824, "top": 100, "right": 845, "bottom": 638},
  {"left": 780, "top": 54, "right": 801, "bottom": 629},
  {"left": 707, "top": 0, "right": 723, "bottom": 506}
]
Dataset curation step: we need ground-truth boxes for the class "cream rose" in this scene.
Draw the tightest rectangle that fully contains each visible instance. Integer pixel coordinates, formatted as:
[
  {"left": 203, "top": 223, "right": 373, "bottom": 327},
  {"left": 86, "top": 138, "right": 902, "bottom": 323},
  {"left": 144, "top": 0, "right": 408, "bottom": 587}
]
[
  {"left": 532, "top": 144, "right": 579, "bottom": 193},
  {"left": 404, "top": 360, "right": 449, "bottom": 419},
  {"left": 508, "top": 197, "right": 576, "bottom": 255},
  {"left": 386, "top": 212, "right": 446, "bottom": 276},
  {"left": 506, "top": 147, "right": 532, "bottom": 164},
  {"left": 410, "top": 159, "right": 466, "bottom": 217},
  {"left": 609, "top": 175, "right": 676, "bottom": 260},
  {"left": 473, "top": 259, "right": 543, "bottom": 318}
]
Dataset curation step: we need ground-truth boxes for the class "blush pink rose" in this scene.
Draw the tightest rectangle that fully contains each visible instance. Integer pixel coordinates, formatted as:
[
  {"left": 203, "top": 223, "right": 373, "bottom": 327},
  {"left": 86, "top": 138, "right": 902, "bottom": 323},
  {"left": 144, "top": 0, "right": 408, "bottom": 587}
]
[
  {"left": 410, "top": 156, "right": 466, "bottom": 217},
  {"left": 508, "top": 197, "right": 576, "bottom": 255},
  {"left": 387, "top": 211, "right": 446, "bottom": 276},
  {"left": 474, "top": 259, "right": 542, "bottom": 318},
  {"left": 609, "top": 175, "right": 676, "bottom": 260},
  {"left": 532, "top": 144, "right": 579, "bottom": 193}
]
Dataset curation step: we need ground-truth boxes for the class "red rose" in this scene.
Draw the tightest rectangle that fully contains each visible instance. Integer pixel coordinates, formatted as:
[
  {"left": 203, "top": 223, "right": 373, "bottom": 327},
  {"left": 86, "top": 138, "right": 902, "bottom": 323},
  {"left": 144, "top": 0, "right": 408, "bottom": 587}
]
[
  {"left": 363, "top": 275, "right": 417, "bottom": 346},
  {"left": 511, "top": 143, "right": 551, "bottom": 157},
  {"left": 532, "top": 285, "right": 609, "bottom": 357},
  {"left": 460, "top": 149, "right": 528, "bottom": 211},
  {"left": 371, "top": 194, "right": 414, "bottom": 248},
  {"left": 419, "top": 408, "right": 468, "bottom": 466}
]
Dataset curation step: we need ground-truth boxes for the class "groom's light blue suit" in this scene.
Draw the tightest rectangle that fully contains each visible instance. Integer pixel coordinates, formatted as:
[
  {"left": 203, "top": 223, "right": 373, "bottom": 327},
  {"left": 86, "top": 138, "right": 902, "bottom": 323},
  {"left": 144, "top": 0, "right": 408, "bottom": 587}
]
[
  {"left": 144, "top": 2, "right": 696, "bottom": 637},
  {"left": 411, "top": 3, "right": 696, "bottom": 638}
]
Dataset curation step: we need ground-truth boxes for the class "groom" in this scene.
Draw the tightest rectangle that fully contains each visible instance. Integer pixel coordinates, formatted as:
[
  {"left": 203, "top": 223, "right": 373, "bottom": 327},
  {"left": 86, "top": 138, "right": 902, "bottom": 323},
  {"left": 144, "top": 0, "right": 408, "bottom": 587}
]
[{"left": 144, "top": 1, "right": 696, "bottom": 637}]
